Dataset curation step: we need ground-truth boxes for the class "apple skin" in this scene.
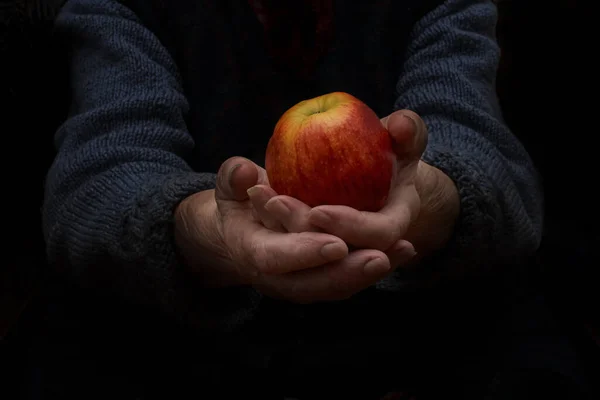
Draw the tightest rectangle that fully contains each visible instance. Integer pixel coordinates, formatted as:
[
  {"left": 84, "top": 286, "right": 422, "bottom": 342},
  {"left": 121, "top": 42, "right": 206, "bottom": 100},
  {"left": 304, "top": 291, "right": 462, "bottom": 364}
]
[{"left": 265, "top": 92, "right": 394, "bottom": 212}]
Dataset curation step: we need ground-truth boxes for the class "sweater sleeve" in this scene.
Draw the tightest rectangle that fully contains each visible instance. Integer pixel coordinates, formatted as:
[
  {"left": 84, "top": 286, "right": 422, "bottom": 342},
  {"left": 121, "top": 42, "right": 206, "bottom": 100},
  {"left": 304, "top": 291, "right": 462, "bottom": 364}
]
[
  {"left": 42, "top": 0, "right": 246, "bottom": 325},
  {"left": 394, "top": 0, "right": 543, "bottom": 280}
]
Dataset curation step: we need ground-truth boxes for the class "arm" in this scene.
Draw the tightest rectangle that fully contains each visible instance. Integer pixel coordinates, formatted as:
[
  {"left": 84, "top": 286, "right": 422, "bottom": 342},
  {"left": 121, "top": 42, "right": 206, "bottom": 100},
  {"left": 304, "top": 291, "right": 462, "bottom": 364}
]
[
  {"left": 43, "top": 0, "right": 225, "bottom": 324},
  {"left": 395, "top": 0, "right": 543, "bottom": 278}
]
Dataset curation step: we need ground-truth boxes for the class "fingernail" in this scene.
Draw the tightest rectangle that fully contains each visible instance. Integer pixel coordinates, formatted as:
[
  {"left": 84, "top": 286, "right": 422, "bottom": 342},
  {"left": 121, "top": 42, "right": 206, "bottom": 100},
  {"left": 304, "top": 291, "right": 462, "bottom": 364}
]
[
  {"left": 393, "top": 240, "right": 417, "bottom": 257},
  {"left": 320, "top": 242, "right": 347, "bottom": 261},
  {"left": 401, "top": 113, "right": 418, "bottom": 132},
  {"left": 228, "top": 164, "right": 242, "bottom": 188},
  {"left": 363, "top": 257, "right": 390, "bottom": 276},
  {"left": 403, "top": 243, "right": 418, "bottom": 258},
  {"left": 246, "top": 185, "right": 260, "bottom": 198}
]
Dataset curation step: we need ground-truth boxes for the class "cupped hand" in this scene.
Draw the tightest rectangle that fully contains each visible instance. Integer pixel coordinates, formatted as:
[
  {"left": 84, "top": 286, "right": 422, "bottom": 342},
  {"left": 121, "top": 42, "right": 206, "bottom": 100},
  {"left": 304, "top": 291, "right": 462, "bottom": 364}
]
[
  {"left": 309, "top": 110, "right": 427, "bottom": 262},
  {"left": 175, "top": 157, "right": 400, "bottom": 303},
  {"left": 251, "top": 110, "right": 427, "bottom": 270}
]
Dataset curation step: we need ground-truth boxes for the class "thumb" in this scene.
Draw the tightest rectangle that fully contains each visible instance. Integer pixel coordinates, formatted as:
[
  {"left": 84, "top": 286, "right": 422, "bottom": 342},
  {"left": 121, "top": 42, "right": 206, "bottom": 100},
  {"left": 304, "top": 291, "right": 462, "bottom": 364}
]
[
  {"left": 381, "top": 110, "right": 428, "bottom": 161},
  {"left": 215, "top": 157, "right": 260, "bottom": 201}
]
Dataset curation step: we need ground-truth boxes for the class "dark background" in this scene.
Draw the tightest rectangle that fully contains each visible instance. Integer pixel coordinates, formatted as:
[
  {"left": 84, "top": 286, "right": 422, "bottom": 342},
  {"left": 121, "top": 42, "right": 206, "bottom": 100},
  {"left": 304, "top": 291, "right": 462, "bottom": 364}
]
[{"left": 1, "top": 0, "right": 598, "bottom": 397}]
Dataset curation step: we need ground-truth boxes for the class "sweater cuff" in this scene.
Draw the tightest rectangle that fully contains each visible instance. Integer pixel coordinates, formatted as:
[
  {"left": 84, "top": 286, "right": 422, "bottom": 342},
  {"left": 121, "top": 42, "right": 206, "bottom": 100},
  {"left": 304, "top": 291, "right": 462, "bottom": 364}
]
[
  {"left": 118, "top": 171, "right": 216, "bottom": 267},
  {"left": 118, "top": 171, "right": 262, "bottom": 332},
  {"left": 114, "top": 172, "right": 215, "bottom": 304},
  {"left": 384, "top": 146, "right": 503, "bottom": 289},
  {"left": 424, "top": 145, "right": 502, "bottom": 276}
]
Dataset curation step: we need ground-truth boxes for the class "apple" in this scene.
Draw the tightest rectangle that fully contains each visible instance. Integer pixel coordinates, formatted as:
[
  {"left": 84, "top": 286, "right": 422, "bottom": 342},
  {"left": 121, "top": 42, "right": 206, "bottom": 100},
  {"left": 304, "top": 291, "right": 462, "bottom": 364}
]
[{"left": 265, "top": 92, "right": 394, "bottom": 212}]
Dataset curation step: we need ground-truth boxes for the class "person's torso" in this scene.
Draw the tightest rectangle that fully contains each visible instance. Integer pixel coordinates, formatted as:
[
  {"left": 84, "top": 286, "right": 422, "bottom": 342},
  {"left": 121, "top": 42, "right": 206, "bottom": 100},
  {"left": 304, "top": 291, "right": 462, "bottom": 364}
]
[
  {"left": 118, "top": 0, "right": 443, "bottom": 170},
  {"left": 111, "top": 0, "right": 509, "bottom": 385}
]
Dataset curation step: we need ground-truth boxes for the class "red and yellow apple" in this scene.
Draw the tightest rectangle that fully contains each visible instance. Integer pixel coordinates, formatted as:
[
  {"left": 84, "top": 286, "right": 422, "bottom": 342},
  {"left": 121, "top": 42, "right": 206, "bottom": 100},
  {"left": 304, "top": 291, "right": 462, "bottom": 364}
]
[{"left": 265, "top": 92, "right": 394, "bottom": 212}]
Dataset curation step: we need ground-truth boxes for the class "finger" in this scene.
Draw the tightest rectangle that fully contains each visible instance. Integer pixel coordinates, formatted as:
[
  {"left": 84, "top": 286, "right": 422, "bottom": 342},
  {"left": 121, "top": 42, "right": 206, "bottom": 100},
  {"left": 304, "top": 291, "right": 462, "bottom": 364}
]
[
  {"left": 308, "top": 184, "right": 420, "bottom": 250},
  {"left": 259, "top": 249, "right": 391, "bottom": 304},
  {"left": 247, "top": 184, "right": 283, "bottom": 231},
  {"left": 243, "top": 229, "right": 349, "bottom": 275},
  {"left": 255, "top": 164, "right": 271, "bottom": 186},
  {"left": 381, "top": 110, "right": 428, "bottom": 161},
  {"left": 385, "top": 239, "right": 417, "bottom": 270},
  {"left": 264, "top": 195, "right": 317, "bottom": 233},
  {"left": 215, "top": 156, "right": 260, "bottom": 201}
]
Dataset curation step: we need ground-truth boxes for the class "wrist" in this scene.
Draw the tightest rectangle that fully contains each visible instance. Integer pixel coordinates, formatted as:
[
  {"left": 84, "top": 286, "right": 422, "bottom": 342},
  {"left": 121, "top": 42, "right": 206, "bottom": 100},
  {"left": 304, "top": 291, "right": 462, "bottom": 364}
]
[
  {"left": 407, "top": 161, "right": 460, "bottom": 256},
  {"left": 174, "top": 190, "right": 234, "bottom": 286}
]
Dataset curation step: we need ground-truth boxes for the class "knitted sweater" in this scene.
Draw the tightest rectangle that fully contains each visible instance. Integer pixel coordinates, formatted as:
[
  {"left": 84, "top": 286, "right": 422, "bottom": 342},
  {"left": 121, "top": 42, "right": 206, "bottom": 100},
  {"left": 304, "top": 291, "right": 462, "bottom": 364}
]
[{"left": 43, "top": 0, "right": 543, "bottom": 332}]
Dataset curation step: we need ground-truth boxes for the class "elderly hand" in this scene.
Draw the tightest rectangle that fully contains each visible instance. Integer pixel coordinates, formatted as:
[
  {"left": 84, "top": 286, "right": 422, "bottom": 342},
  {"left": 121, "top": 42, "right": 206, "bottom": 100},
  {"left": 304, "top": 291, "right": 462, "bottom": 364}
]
[
  {"left": 176, "top": 156, "right": 407, "bottom": 304},
  {"left": 249, "top": 110, "right": 459, "bottom": 280}
]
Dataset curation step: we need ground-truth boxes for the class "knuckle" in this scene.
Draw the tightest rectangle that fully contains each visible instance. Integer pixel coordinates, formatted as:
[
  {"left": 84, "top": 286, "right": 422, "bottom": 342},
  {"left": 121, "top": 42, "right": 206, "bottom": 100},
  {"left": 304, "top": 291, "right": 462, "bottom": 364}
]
[
  {"left": 294, "top": 233, "right": 322, "bottom": 259},
  {"left": 290, "top": 214, "right": 311, "bottom": 233},
  {"left": 355, "top": 213, "right": 369, "bottom": 234},
  {"left": 370, "top": 222, "right": 397, "bottom": 250},
  {"left": 396, "top": 207, "right": 412, "bottom": 234},
  {"left": 380, "top": 229, "right": 398, "bottom": 250},
  {"left": 391, "top": 226, "right": 405, "bottom": 246},
  {"left": 380, "top": 212, "right": 411, "bottom": 249}
]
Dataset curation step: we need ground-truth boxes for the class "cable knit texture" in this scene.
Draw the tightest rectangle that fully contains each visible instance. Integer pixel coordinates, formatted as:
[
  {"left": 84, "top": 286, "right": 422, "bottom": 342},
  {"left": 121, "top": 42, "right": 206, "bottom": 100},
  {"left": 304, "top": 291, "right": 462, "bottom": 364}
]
[
  {"left": 394, "top": 0, "right": 543, "bottom": 284},
  {"left": 43, "top": 0, "right": 543, "bottom": 332}
]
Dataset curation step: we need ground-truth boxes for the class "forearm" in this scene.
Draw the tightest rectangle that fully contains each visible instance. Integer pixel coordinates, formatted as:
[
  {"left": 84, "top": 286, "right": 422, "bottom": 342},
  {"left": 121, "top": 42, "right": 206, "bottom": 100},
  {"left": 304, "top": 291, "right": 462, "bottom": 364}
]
[
  {"left": 43, "top": 0, "right": 218, "bottom": 323},
  {"left": 395, "top": 0, "right": 543, "bottom": 277}
]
